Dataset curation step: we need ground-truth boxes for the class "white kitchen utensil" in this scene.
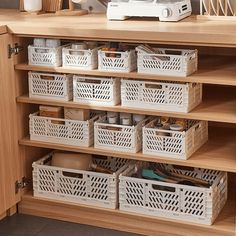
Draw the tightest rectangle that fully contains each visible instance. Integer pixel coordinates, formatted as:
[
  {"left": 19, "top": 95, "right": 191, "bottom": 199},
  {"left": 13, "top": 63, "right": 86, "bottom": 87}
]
[
  {"left": 24, "top": 0, "right": 42, "bottom": 12},
  {"left": 107, "top": 0, "right": 192, "bottom": 21}
]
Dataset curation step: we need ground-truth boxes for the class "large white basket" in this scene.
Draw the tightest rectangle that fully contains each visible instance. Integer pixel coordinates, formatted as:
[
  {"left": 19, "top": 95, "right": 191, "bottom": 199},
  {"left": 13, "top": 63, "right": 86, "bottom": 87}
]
[
  {"left": 143, "top": 119, "right": 208, "bottom": 160},
  {"left": 62, "top": 44, "right": 101, "bottom": 70},
  {"left": 33, "top": 152, "right": 129, "bottom": 209},
  {"left": 73, "top": 75, "right": 121, "bottom": 105},
  {"left": 98, "top": 49, "right": 137, "bottom": 72},
  {"left": 119, "top": 163, "right": 227, "bottom": 225},
  {"left": 121, "top": 79, "right": 202, "bottom": 113},
  {"left": 94, "top": 116, "right": 150, "bottom": 153},
  {"left": 28, "top": 72, "right": 73, "bottom": 101},
  {"left": 30, "top": 112, "right": 99, "bottom": 147},
  {"left": 28, "top": 45, "right": 62, "bottom": 67},
  {"left": 137, "top": 48, "right": 198, "bottom": 77}
]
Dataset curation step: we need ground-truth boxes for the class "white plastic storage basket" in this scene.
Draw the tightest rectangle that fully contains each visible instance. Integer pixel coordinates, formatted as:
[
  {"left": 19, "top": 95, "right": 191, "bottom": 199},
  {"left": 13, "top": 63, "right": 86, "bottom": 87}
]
[
  {"left": 143, "top": 119, "right": 208, "bottom": 160},
  {"left": 28, "top": 45, "right": 62, "bottom": 67},
  {"left": 94, "top": 116, "right": 149, "bottom": 153},
  {"left": 33, "top": 152, "right": 129, "bottom": 209},
  {"left": 121, "top": 80, "right": 202, "bottom": 113},
  {"left": 62, "top": 44, "right": 101, "bottom": 69},
  {"left": 119, "top": 163, "right": 228, "bottom": 225},
  {"left": 137, "top": 48, "right": 198, "bottom": 77},
  {"left": 73, "top": 75, "right": 121, "bottom": 105},
  {"left": 28, "top": 72, "right": 73, "bottom": 101},
  {"left": 30, "top": 112, "right": 99, "bottom": 147},
  {"left": 98, "top": 49, "right": 137, "bottom": 72}
]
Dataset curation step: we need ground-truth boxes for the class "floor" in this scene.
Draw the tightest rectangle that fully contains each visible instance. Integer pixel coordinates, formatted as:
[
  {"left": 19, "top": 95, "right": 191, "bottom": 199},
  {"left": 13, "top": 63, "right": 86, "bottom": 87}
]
[{"left": 0, "top": 214, "right": 142, "bottom": 236}]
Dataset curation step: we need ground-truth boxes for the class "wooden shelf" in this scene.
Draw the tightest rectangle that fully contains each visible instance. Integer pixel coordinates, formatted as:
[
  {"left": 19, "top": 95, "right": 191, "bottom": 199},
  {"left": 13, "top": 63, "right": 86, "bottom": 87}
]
[
  {"left": 18, "top": 191, "right": 236, "bottom": 236},
  {"left": 17, "top": 94, "right": 236, "bottom": 124},
  {"left": 19, "top": 127, "right": 236, "bottom": 173},
  {"left": 15, "top": 55, "right": 236, "bottom": 86}
]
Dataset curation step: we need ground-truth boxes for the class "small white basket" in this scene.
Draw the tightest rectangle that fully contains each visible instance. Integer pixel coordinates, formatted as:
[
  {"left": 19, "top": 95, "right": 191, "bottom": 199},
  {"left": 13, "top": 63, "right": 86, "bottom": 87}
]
[
  {"left": 137, "top": 48, "right": 198, "bottom": 77},
  {"left": 143, "top": 119, "right": 208, "bottom": 160},
  {"left": 33, "top": 152, "right": 129, "bottom": 209},
  {"left": 73, "top": 75, "right": 121, "bottom": 105},
  {"left": 121, "top": 79, "right": 202, "bottom": 113},
  {"left": 28, "top": 45, "right": 62, "bottom": 67},
  {"left": 30, "top": 112, "right": 99, "bottom": 147},
  {"left": 119, "top": 163, "right": 227, "bottom": 225},
  {"left": 94, "top": 116, "right": 150, "bottom": 153},
  {"left": 28, "top": 72, "right": 73, "bottom": 101},
  {"left": 98, "top": 49, "right": 137, "bottom": 72},
  {"left": 62, "top": 44, "right": 101, "bottom": 69}
]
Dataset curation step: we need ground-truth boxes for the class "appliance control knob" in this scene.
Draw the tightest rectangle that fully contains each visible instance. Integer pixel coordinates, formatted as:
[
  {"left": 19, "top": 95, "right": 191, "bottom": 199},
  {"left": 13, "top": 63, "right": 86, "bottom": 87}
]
[{"left": 162, "top": 8, "right": 172, "bottom": 18}]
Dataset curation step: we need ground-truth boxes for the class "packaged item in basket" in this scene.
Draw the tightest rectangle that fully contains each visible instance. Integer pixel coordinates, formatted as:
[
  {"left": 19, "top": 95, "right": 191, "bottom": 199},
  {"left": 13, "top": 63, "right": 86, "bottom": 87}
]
[
  {"left": 133, "top": 114, "right": 146, "bottom": 125},
  {"left": 141, "top": 164, "right": 210, "bottom": 188},
  {"left": 109, "top": 48, "right": 117, "bottom": 58},
  {"left": 39, "top": 105, "right": 63, "bottom": 124},
  {"left": 108, "top": 116, "right": 118, "bottom": 125},
  {"left": 64, "top": 108, "right": 90, "bottom": 121},
  {"left": 106, "top": 112, "right": 120, "bottom": 130},
  {"left": 86, "top": 41, "right": 98, "bottom": 50},
  {"left": 33, "top": 38, "right": 47, "bottom": 53},
  {"left": 121, "top": 118, "right": 132, "bottom": 126},
  {"left": 160, "top": 116, "right": 170, "bottom": 130},
  {"left": 120, "top": 113, "right": 132, "bottom": 126},
  {"left": 46, "top": 39, "right": 61, "bottom": 48},
  {"left": 69, "top": 43, "right": 86, "bottom": 56},
  {"left": 107, "top": 112, "right": 119, "bottom": 120},
  {"left": 136, "top": 44, "right": 167, "bottom": 61},
  {"left": 170, "top": 124, "right": 184, "bottom": 132},
  {"left": 34, "top": 38, "right": 46, "bottom": 47},
  {"left": 71, "top": 43, "right": 87, "bottom": 50},
  {"left": 175, "top": 118, "right": 187, "bottom": 130}
]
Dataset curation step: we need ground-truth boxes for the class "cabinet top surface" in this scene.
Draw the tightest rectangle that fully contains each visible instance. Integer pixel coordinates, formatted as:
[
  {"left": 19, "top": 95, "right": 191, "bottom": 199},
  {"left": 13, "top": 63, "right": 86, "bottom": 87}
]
[{"left": 1, "top": 9, "right": 236, "bottom": 46}]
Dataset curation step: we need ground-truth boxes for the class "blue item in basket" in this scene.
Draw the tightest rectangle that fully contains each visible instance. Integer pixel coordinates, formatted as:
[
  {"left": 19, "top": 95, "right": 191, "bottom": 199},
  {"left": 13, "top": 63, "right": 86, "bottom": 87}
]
[{"left": 142, "top": 169, "right": 166, "bottom": 182}]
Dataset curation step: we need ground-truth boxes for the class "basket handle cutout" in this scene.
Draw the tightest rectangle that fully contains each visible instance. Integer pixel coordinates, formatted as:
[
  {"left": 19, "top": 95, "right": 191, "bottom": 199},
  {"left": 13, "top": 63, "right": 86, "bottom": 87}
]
[
  {"left": 155, "top": 130, "right": 169, "bottom": 136},
  {"left": 35, "top": 48, "right": 50, "bottom": 53},
  {"left": 84, "top": 79, "right": 102, "bottom": 84},
  {"left": 101, "top": 126, "right": 123, "bottom": 132},
  {"left": 104, "top": 52, "right": 122, "bottom": 58},
  {"left": 173, "top": 165, "right": 194, "bottom": 171},
  {"left": 41, "top": 75, "right": 55, "bottom": 81},
  {"left": 152, "top": 184, "right": 176, "bottom": 193},
  {"left": 145, "top": 84, "right": 162, "bottom": 89},
  {"left": 50, "top": 120, "right": 66, "bottom": 125},
  {"left": 62, "top": 171, "right": 83, "bottom": 179},
  {"left": 69, "top": 50, "right": 85, "bottom": 56},
  {"left": 165, "top": 50, "right": 182, "bottom": 55}
]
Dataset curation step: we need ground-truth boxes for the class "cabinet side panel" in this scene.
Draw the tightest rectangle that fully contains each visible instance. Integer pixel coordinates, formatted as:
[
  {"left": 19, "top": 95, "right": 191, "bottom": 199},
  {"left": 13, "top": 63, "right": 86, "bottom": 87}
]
[{"left": 0, "top": 33, "right": 21, "bottom": 213}]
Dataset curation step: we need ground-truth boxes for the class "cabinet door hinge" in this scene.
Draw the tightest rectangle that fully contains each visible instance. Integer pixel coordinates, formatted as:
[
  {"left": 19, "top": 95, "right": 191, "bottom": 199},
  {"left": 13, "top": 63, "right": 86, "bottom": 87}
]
[
  {"left": 15, "top": 177, "right": 30, "bottom": 194},
  {"left": 8, "top": 43, "right": 23, "bottom": 59}
]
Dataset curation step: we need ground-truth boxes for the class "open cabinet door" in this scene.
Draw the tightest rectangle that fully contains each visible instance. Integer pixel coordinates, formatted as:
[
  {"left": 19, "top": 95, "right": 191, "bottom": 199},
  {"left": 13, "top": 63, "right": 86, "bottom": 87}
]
[{"left": 0, "top": 26, "right": 22, "bottom": 219}]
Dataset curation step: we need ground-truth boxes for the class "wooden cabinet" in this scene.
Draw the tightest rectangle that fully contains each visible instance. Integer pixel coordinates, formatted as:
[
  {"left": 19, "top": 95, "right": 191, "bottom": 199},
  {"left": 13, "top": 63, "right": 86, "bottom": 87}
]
[
  {"left": 0, "top": 11, "right": 235, "bottom": 235},
  {"left": 0, "top": 27, "right": 21, "bottom": 218}
]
